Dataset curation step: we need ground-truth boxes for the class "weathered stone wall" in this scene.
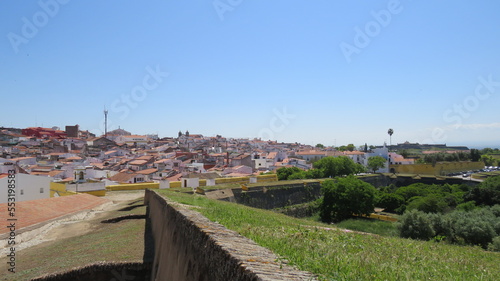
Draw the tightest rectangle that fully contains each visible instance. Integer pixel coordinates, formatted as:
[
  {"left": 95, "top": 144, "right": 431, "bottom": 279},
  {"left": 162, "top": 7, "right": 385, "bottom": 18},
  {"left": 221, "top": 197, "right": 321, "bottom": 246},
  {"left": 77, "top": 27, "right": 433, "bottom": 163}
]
[
  {"left": 205, "top": 175, "right": 478, "bottom": 211},
  {"left": 390, "top": 161, "right": 484, "bottom": 175},
  {"left": 144, "top": 189, "right": 316, "bottom": 281},
  {"left": 231, "top": 182, "right": 322, "bottom": 209},
  {"left": 359, "top": 174, "right": 478, "bottom": 188}
]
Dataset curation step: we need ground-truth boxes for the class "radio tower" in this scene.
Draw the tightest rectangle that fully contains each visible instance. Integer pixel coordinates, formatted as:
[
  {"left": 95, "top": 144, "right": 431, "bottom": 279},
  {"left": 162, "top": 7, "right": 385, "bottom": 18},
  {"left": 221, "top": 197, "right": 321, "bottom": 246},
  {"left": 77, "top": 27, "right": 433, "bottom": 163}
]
[{"left": 104, "top": 107, "right": 108, "bottom": 138}]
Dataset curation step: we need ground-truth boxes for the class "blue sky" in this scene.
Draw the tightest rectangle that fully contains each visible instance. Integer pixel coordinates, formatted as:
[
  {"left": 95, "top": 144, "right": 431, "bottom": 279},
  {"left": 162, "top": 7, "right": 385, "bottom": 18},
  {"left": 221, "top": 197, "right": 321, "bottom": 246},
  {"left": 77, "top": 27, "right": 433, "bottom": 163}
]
[{"left": 1, "top": 0, "right": 500, "bottom": 148}]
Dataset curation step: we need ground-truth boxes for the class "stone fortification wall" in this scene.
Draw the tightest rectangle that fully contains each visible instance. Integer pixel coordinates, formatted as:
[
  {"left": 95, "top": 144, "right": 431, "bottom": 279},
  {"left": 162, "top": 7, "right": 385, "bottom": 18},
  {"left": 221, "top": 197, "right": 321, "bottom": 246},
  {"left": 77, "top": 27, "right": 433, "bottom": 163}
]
[{"left": 144, "top": 189, "right": 316, "bottom": 281}]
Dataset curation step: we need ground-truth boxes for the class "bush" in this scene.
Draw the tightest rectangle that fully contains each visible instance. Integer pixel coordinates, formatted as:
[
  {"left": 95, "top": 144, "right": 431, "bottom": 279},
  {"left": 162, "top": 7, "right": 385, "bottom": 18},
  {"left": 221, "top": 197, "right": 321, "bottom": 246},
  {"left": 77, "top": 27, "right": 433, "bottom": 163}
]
[
  {"left": 467, "top": 175, "right": 500, "bottom": 206},
  {"left": 406, "top": 195, "right": 449, "bottom": 213},
  {"left": 319, "top": 176, "right": 376, "bottom": 223},
  {"left": 456, "top": 201, "right": 477, "bottom": 212},
  {"left": 377, "top": 193, "right": 405, "bottom": 213},
  {"left": 487, "top": 236, "right": 500, "bottom": 252},
  {"left": 428, "top": 213, "right": 454, "bottom": 240},
  {"left": 276, "top": 167, "right": 302, "bottom": 180},
  {"left": 454, "top": 218, "right": 496, "bottom": 248},
  {"left": 398, "top": 210, "right": 435, "bottom": 240}
]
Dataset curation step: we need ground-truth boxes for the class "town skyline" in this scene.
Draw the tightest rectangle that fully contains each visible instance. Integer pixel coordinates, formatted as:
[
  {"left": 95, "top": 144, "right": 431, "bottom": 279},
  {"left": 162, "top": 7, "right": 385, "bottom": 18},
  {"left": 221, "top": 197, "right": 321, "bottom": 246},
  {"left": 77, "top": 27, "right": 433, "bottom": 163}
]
[{"left": 1, "top": 123, "right": 498, "bottom": 150}]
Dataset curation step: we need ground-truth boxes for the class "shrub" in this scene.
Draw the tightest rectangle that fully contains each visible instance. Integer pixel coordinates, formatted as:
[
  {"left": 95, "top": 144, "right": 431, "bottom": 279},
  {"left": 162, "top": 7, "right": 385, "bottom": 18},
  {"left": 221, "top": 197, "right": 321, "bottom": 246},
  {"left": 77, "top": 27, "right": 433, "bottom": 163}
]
[
  {"left": 452, "top": 210, "right": 497, "bottom": 248},
  {"left": 406, "top": 195, "right": 449, "bottom": 214},
  {"left": 276, "top": 167, "right": 302, "bottom": 180},
  {"left": 398, "top": 210, "right": 435, "bottom": 240},
  {"left": 456, "top": 201, "right": 477, "bottom": 212},
  {"left": 454, "top": 219, "right": 496, "bottom": 248},
  {"left": 319, "top": 176, "right": 376, "bottom": 223},
  {"left": 487, "top": 236, "right": 500, "bottom": 252},
  {"left": 467, "top": 175, "right": 500, "bottom": 206},
  {"left": 428, "top": 213, "right": 454, "bottom": 240},
  {"left": 377, "top": 193, "right": 405, "bottom": 213}
]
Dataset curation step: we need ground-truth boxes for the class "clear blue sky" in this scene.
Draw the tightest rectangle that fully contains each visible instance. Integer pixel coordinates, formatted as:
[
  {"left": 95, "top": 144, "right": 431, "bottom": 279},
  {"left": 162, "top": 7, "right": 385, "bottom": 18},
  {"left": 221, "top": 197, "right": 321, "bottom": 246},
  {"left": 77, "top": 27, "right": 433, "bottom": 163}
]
[{"left": 2, "top": 1, "right": 500, "bottom": 148}]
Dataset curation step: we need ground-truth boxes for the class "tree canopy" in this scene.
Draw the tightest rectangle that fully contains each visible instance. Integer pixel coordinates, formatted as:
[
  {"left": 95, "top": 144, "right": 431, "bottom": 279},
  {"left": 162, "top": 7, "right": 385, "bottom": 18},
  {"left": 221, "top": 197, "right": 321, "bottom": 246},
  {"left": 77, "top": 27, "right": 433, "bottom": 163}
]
[
  {"left": 313, "top": 156, "right": 365, "bottom": 178},
  {"left": 319, "top": 175, "right": 377, "bottom": 223},
  {"left": 467, "top": 175, "right": 500, "bottom": 206},
  {"left": 367, "top": 156, "right": 386, "bottom": 173}
]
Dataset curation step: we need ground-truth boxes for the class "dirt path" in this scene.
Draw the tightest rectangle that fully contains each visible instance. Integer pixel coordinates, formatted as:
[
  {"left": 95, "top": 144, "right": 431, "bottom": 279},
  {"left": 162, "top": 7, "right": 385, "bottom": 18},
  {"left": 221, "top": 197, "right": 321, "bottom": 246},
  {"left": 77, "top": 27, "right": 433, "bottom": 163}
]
[{"left": 0, "top": 190, "right": 145, "bottom": 255}]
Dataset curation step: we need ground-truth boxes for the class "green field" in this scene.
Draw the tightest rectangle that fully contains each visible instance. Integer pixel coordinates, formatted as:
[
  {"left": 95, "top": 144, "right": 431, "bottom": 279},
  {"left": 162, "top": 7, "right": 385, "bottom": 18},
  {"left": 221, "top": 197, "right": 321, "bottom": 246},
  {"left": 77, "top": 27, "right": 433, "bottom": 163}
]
[{"left": 159, "top": 190, "right": 500, "bottom": 281}]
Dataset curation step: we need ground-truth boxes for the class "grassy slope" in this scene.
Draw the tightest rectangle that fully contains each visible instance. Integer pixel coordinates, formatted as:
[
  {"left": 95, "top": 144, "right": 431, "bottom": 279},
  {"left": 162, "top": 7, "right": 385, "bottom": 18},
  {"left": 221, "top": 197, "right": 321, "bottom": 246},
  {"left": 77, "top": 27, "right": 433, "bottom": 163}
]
[
  {"left": 0, "top": 198, "right": 147, "bottom": 281},
  {"left": 159, "top": 190, "right": 500, "bottom": 281}
]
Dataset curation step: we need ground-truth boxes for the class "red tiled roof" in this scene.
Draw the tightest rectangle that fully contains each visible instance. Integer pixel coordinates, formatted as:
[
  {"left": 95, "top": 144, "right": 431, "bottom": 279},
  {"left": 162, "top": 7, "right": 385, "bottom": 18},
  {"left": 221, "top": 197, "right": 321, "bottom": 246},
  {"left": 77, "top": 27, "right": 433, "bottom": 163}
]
[
  {"left": 129, "top": 159, "right": 148, "bottom": 165},
  {"left": 110, "top": 172, "right": 138, "bottom": 183},
  {"left": 136, "top": 168, "right": 158, "bottom": 175}
]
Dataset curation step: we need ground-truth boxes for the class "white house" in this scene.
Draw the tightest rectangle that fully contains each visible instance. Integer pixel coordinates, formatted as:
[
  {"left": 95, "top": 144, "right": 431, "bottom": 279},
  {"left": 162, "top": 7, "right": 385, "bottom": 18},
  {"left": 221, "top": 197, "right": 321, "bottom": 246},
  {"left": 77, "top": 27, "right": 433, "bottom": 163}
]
[
  {"left": 389, "top": 152, "right": 415, "bottom": 165},
  {"left": 0, "top": 173, "right": 52, "bottom": 203},
  {"left": 115, "top": 135, "right": 149, "bottom": 146},
  {"left": 365, "top": 146, "right": 390, "bottom": 173},
  {"left": 295, "top": 151, "right": 327, "bottom": 162}
]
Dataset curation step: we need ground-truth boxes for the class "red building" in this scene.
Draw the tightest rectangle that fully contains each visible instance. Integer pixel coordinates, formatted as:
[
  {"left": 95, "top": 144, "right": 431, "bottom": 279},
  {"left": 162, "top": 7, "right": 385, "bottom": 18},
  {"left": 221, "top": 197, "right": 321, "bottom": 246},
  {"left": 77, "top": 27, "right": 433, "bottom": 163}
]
[{"left": 22, "top": 127, "right": 67, "bottom": 139}]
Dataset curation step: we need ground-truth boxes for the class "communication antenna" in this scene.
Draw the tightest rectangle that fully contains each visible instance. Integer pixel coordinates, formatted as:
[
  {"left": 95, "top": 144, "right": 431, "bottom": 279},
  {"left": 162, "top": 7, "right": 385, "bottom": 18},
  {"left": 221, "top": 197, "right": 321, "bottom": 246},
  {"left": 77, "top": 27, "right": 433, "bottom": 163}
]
[{"left": 104, "top": 107, "right": 108, "bottom": 138}]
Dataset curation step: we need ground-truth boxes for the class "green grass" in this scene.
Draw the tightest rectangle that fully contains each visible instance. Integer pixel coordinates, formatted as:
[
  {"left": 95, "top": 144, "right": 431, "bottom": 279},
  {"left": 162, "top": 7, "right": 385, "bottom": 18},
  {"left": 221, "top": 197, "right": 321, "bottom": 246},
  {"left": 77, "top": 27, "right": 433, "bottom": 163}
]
[
  {"left": 159, "top": 190, "right": 500, "bottom": 281},
  {"left": 335, "top": 218, "right": 399, "bottom": 237},
  {"left": 472, "top": 170, "right": 500, "bottom": 179},
  {"left": 0, "top": 197, "right": 148, "bottom": 281}
]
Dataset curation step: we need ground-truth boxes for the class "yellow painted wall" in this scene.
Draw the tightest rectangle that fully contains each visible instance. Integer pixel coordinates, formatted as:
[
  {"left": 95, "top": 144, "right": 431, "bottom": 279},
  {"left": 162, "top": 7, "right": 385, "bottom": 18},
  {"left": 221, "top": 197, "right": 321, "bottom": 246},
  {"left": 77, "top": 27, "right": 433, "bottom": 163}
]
[
  {"left": 170, "top": 181, "right": 182, "bottom": 188},
  {"left": 50, "top": 182, "right": 106, "bottom": 197},
  {"left": 80, "top": 190, "right": 106, "bottom": 196},
  {"left": 50, "top": 182, "right": 78, "bottom": 197},
  {"left": 391, "top": 161, "right": 484, "bottom": 175},
  {"left": 212, "top": 174, "right": 278, "bottom": 185},
  {"left": 214, "top": 177, "right": 248, "bottom": 185},
  {"left": 107, "top": 182, "right": 159, "bottom": 191},
  {"left": 256, "top": 174, "right": 278, "bottom": 182}
]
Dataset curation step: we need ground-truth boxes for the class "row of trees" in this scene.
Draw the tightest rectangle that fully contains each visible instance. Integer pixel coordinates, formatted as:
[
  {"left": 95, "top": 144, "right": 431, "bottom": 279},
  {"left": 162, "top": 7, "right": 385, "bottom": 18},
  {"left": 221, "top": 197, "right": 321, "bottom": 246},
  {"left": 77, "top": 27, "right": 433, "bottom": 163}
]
[
  {"left": 277, "top": 156, "right": 388, "bottom": 181},
  {"left": 414, "top": 148, "right": 500, "bottom": 166},
  {"left": 276, "top": 156, "right": 366, "bottom": 180},
  {"left": 377, "top": 176, "right": 500, "bottom": 214}
]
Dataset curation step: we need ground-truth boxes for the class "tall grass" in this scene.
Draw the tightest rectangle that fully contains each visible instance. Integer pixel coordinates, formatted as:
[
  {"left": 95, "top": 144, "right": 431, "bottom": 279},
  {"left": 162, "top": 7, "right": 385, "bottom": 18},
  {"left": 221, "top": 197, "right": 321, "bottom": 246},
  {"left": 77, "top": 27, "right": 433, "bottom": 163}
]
[
  {"left": 335, "top": 218, "right": 399, "bottom": 237},
  {"left": 160, "top": 190, "right": 500, "bottom": 281}
]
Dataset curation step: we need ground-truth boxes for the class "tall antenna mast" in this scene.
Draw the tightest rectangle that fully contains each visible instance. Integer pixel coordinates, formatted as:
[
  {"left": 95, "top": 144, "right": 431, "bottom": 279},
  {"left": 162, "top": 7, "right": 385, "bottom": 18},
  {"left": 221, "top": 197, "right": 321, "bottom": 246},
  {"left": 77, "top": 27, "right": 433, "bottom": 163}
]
[{"left": 104, "top": 107, "right": 108, "bottom": 138}]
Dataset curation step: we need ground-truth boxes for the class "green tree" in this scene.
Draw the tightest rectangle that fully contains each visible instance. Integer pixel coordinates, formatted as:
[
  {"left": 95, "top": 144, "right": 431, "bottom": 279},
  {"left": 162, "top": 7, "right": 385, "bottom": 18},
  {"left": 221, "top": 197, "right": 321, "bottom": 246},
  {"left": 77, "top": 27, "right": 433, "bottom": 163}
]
[
  {"left": 313, "top": 156, "right": 364, "bottom": 178},
  {"left": 400, "top": 149, "right": 409, "bottom": 158},
  {"left": 481, "top": 155, "right": 496, "bottom": 166},
  {"left": 304, "top": 169, "right": 324, "bottom": 179},
  {"left": 406, "top": 195, "right": 449, "bottom": 213},
  {"left": 319, "top": 176, "right": 377, "bottom": 223},
  {"left": 398, "top": 210, "right": 435, "bottom": 240},
  {"left": 315, "top": 143, "right": 325, "bottom": 149},
  {"left": 367, "top": 156, "right": 386, "bottom": 173},
  {"left": 377, "top": 193, "right": 405, "bottom": 213},
  {"left": 470, "top": 149, "right": 481, "bottom": 162},
  {"left": 388, "top": 128, "right": 394, "bottom": 146},
  {"left": 288, "top": 171, "right": 306, "bottom": 180},
  {"left": 467, "top": 175, "right": 500, "bottom": 206},
  {"left": 276, "top": 167, "right": 302, "bottom": 180},
  {"left": 346, "top": 143, "right": 355, "bottom": 152}
]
